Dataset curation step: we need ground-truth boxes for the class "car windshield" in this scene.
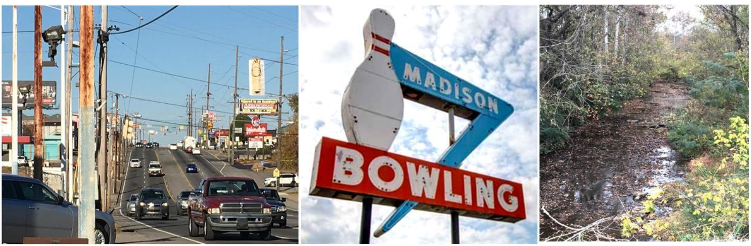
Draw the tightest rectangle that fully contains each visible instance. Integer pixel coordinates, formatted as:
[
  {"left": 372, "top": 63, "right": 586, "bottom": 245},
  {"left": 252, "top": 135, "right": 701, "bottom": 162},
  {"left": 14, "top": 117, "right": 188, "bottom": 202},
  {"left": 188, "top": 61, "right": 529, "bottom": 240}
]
[
  {"left": 180, "top": 191, "right": 191, "bottom": 198},
  {"left": 149, "top": 164, "right": 160, "bottom": 168},
  {"left": 207, "top": 180, "right": 260, "bottom": 196},
  {"left": 130, "top": 195, "right": 138, "bottom": 201},
  {"left": 131, "top": 159, "right": 139, "bottom": 162},
  {"left": 141, "top": 190, "right": 165, "bottom": 200},
  {"left": 261, "top": 190, "right": 280, "bottom": 200}
]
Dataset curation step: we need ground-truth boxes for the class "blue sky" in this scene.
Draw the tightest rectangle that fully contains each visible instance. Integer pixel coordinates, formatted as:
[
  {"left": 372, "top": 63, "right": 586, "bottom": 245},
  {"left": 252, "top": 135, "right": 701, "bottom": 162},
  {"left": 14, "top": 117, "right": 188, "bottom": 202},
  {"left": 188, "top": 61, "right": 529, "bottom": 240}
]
[
  {"left": 1, "top": 5, "right": 298, "bottom": 144},
  {"left": 299, "top": 5, "right": 538, "bottom": 244}
]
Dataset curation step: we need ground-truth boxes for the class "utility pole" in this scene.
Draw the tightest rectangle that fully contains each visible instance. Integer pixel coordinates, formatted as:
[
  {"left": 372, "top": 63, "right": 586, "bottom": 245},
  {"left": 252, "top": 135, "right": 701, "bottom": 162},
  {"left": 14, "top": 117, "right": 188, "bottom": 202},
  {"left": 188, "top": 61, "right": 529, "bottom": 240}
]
[
  {"left": 114, "top": 94, "right": 120, "bottom": 192},
  {"left": 78, "top": 5, "right": 96, "bottom": 243},
  {"left": 65, "top": 5, "right": 74, "bottom": 202},
  {"left": 277, "top": 36, "right": 283, "bottom": 169},
  {"left": 60, "top": 4, "right": 68, "bottom": 198},
  {"left": 33, "top": 5, "right": 44, "bottom": 181},
  {"left": 11, "top": 5, "right": 19, "bottom": 175},
  {"left": 231, "top": 46, "right": 238, "bottom": 166},
  {"left": 206, "top": 63, "right": 211, "bottom": 147},
  {"left": 97, "top": 5, "right": 109, "bottom": 212},
  {"left": 187, "top": 91, "right": 193, "bottom": 137}
]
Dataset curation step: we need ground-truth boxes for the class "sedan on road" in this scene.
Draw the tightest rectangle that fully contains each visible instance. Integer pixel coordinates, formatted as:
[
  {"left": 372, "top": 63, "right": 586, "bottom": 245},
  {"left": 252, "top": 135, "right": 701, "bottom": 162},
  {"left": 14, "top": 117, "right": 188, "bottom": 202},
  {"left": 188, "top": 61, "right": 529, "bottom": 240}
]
[
  {"left": 170, "top": 144, "right": 177, "bottom": 150},
  {"left": 127, "top": 194, "right": 139, "bottom": 216},
  {"left": 176, "top": 191, "right": 191, "bottom": 215},
  {"left": 186, "top": 164, "right": 198, "bottom": 173},
  {"left": 192, "top": 148, "right": 201, "bottom": 155},
  {"left": 129, "top": 159, "right": 141, "bottom": 168},
  {"left": 2, "top": 174, "right": 117, "bottom": 244},
  {"left": 135, "top": 188, "right": 170, "bottom": 220}
]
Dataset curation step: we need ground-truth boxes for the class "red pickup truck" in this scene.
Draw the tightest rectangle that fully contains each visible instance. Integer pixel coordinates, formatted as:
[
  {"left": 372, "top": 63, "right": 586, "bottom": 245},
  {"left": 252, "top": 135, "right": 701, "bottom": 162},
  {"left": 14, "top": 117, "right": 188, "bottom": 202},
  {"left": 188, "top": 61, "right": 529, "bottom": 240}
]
[{"left": 187, "top": 176, "right": 273, "bottom": 240}]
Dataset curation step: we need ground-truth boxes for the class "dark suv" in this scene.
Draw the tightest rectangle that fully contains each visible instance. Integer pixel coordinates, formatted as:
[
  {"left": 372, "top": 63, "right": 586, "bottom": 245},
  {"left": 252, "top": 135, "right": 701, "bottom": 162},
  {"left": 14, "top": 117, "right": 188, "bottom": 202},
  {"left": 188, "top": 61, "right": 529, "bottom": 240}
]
[
  {"left": 135, "top": 188, "right": 170, "bottom": 220},
  {"left": 260, "top": 188, "right": 288, "bottom": 227},
  {"left": 177, "top": 191, "right": 191, "bottom": 215},
  {"left": 2, "top": 174, "right": 116, "bottom": 244}
]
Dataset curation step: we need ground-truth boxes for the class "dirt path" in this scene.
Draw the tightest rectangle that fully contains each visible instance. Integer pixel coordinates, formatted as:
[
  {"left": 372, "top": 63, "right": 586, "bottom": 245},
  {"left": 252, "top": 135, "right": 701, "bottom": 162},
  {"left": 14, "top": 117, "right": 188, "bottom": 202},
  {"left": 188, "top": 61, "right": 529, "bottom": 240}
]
[{"left": 540, "top": 81, "right": 690, "bottom": 241}]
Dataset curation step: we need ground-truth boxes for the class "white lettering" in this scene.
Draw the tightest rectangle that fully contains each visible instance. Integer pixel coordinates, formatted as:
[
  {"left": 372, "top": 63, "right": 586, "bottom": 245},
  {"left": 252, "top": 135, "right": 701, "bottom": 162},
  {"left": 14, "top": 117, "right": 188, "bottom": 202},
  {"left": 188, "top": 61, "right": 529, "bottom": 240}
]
[
  {"left": 443, "top": 170, "right": 462, "bottom": 203},
  {"left": 475, "top": 177, "right": 495, "bottom": 209},
  {"left": 487, "top": 97, "right": 499, "bottom": 115},
  {"left": 368, "top": 156, "right": 404, "bottom": 192},
  {"left": 497, "top": 184, "right": 519, "bottom": 212},
  {"left": 464, "top": 175, "right": 473, "bottom": 205},
  {"left": 462, "top": 87, "right": 473, "bottom": 104},
  {"left": 403, "top": 63, "right": 422, "bottom": 85},
  {"left": 454, "top": 83, "right": 460, "bottom": 100},
  {"left": 439, "top": 77, "right": 451, "bottom": 95},
  {"left": 474, "top": 92, "right": 486, "bottom": 109},
  {"left": 407, "top": 162, "right": 439, "bottom": 199},
  {"left": 333, "top": 146, "right": 364, "bottom": 186},
  {"left": 424, "top": 73, "right": 437, "bottom": 90}
]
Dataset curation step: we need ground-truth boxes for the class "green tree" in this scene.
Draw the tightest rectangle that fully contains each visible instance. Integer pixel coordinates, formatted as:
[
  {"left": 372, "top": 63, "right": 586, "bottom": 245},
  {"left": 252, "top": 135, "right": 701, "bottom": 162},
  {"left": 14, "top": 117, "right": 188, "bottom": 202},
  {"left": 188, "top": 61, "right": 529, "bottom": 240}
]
[{"left": 279, "top": 93, "right": 298, "bottom": 171}]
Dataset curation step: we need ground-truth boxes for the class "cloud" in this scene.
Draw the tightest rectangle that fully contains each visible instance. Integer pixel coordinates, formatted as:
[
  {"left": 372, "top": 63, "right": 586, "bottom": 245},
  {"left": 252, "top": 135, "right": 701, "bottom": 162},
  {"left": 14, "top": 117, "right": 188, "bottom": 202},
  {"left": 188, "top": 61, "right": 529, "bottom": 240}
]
[{"left": 299, "top": 5, "right": 538, "bottom": 244}]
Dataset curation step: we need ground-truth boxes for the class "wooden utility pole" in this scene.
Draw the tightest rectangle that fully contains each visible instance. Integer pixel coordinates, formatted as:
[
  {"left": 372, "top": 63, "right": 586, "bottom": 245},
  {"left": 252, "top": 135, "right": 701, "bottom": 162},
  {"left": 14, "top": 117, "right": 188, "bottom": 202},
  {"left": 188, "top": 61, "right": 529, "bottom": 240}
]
[
  {"left": 78, "top": 5, "right": 96, "bottom": 243},
  {"left": 206, "top": 63, "right": 211, "bottom": 146},
  {"left": 277, "top": 36, "right": 283, "bottom": 169},
  {"left": 231, "top": 46, "right": 238, "bottom": 166},
  {"left": 97, "top": 5, "right": 109, "bottom": 212},
  {"left": 33, "top": 5, "right": 44, "bottom": 181}
]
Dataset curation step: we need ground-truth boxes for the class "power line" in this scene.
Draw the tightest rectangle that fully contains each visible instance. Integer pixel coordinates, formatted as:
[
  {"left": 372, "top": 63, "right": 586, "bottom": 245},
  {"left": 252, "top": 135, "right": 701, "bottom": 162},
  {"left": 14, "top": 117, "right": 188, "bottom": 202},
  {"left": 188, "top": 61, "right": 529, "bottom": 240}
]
[
  {"left": 110, "top": 35, "right": 197, "bottom": 92},
  {"left": 225, "top": 6, "right": 296, "bottom": 32},
  {"left": 111, "top": 5, "right": 178, "bottom": 35},
  {"left": 249, "top": 6, "right": 297, "bottom": 26},
  {"left": 120, "top": 5, "right": 142, "bottom": 19},
  {"left": 125, "top": 19, "right": 144, "bottom": 113},
  {"left": 108, "top": 59, "right": 251, "bottom": 91}
]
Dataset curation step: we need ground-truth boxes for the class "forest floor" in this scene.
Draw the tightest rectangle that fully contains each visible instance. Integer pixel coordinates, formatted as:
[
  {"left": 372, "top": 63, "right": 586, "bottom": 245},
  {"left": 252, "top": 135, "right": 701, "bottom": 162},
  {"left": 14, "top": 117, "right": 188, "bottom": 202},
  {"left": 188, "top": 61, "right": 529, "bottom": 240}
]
[{"left": 539, "top": 81, "right": 691, "bottom": 241}]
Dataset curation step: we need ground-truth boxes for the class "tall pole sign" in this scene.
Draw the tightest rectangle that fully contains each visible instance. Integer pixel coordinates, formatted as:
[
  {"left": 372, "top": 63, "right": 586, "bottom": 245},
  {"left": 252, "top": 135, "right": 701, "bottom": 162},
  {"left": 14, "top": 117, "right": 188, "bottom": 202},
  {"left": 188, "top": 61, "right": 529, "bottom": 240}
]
[{"left": 309, "top": 8, "right": 524, "bottom": 243}]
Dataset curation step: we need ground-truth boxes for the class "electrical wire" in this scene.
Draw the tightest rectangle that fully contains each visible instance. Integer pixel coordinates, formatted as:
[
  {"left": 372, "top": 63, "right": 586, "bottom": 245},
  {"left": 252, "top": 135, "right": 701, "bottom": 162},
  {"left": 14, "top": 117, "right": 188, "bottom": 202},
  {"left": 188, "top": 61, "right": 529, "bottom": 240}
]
[
  {"left": 111, "top": 5, "right": 178, "bottom": 35},
  {"left": 108, "top": 59, "right": 250, "bottom": 91},
  {"left": 125, "top": 18, "right": 143, "bottom": 113}
]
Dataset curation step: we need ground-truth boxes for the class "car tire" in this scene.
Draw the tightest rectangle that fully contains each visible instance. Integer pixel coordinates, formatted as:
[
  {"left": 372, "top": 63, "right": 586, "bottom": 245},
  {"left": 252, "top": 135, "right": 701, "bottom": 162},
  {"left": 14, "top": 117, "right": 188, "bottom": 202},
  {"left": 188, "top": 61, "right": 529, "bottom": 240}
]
[
  {"left": 290, "top": 181, "right": 296, "bottom": 187},
  {"left": 94, "top": 222, "right": 110, "bottom": 244},
  {"left": 188, "top": 212, "right": 199, "bottom": 237},
  {"left": 240, "top": 232, "right": 250, "bottom": 238},
  {"left": 280, "top": 220, "right": 287, "bottom": 228},
  {"left": 162, "top": 213, "right": 169, "bottom": 220},
  {"left": 135, "top": 211, "right": 142, "bottom": 220},
  {"left": 258, "top": 226, "right": 271, "bottom": 240},
  {"left": 203, "top": 213, "right": 215, "bottom": 240}
]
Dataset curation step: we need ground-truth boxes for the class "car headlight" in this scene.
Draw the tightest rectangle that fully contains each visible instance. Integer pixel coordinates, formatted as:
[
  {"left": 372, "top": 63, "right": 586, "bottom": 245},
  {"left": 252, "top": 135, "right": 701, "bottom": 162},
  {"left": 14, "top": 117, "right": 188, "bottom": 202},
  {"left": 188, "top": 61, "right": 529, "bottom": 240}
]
[
  {"left": 162, "top": 202, "right": 168, "bottom": 207},
  {"left": 208, "top": 207, "right": 220, "bottom": 214},
  {"left": 181, "top": 200, "right": 188, "bottom": 205},
  {"left": 278, "top": 206, "right": 286, "bottom": 212},
  {"left": 263, "top": 207, "right": 271, "bottom": 214},
  {"left": 140, "top": 202, "right": 145, "bottom": 206}
]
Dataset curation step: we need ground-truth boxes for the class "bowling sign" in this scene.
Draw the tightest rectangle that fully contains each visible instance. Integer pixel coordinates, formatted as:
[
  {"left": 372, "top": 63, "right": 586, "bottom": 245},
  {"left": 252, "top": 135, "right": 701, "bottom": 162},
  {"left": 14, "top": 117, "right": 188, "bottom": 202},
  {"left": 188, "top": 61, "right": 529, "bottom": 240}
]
[{"left": 310, "top": 137, "right": 526, "bottom": 222}]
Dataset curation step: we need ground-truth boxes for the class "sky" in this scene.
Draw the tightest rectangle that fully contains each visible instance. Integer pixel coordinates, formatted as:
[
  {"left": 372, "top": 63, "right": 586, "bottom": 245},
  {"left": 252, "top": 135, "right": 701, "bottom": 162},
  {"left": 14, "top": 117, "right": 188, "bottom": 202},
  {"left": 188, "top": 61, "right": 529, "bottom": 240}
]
[
  {"left": 659, "top": 5, "right": 704, "bottom": 35},
  {"left": 1, "top": 5, "right": 298, "bottom": 144},
  {"left": 299, "top": 5, "right": 539, "bottom": 244}
]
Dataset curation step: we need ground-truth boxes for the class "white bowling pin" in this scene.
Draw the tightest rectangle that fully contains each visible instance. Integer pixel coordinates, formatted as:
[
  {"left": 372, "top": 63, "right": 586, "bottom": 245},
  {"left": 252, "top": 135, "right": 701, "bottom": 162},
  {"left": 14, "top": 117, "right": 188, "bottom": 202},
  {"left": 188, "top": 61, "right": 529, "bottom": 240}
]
[{"left": 341, "top": 8, "right": 403, "bottom": 151}]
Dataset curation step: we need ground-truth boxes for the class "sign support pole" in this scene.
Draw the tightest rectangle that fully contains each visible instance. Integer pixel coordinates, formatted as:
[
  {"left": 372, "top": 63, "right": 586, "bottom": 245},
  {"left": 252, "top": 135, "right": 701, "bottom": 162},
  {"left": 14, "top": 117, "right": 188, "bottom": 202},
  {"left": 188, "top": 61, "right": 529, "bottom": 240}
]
[
  {"left": 360, "top": 196, "right": 373, "bottom": 244},
  {"left": 448, "top": 106, "right": 459, "bottom": 244}
]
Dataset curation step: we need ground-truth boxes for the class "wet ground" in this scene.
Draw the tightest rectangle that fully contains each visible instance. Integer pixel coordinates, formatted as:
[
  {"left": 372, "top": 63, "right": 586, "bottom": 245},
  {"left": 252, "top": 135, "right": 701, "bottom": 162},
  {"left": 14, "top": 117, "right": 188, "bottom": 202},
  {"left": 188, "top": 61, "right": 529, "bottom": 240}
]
[{"left": 540, "top": 81, "right": 690, "bottom": 241}]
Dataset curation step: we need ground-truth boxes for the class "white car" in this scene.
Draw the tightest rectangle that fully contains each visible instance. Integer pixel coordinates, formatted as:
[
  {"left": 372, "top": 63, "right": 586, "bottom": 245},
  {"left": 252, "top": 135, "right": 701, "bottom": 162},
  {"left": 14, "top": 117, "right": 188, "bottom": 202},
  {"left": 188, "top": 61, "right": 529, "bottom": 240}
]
[
  {"left": 170, "top": 144, "right": 177, "bottom": 150},
  {"left": 129, "top": 159, "right": 141, "bottom": 168},
  {"left": 148, "top": 161, "right": 163, "bottom": 176},
  {"left": 192, "top": 148, "right": 201, "bottom": 155},
  {"left": 177, "top": 142, "right": 184, "bottom": 148},
  {"left": 16, "top": 156, "right": 28, "bottom": 166},
  {"left": 264, "top": 173, "right": 298, "bottom": 187}
]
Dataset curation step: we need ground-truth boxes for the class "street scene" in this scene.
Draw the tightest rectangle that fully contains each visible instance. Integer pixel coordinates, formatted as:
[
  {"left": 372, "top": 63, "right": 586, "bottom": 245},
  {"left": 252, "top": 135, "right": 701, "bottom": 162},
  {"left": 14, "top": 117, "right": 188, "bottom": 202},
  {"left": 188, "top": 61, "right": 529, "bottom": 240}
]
[{"left": 2, "top": 5, "right": 299, "bottom": 244}]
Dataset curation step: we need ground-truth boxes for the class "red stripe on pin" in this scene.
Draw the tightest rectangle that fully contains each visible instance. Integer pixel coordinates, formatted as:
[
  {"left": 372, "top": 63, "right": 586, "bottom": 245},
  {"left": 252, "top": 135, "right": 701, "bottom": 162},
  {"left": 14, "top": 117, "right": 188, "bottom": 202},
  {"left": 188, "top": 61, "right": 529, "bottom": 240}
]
[
  {"left": 371, "top": 44, "right": 390, "bottom": 56},
  {"left": 371, "top": 32, "right": 391, "bottom": 45}
]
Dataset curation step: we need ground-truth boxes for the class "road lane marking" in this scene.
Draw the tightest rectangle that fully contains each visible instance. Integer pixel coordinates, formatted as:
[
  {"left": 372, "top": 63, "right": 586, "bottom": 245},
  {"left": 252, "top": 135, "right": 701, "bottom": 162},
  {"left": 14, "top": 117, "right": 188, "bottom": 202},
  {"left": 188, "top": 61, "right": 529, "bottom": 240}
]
[
  {"left": 197, "top": 154, "right": 224, "bottom": 176},
  {"left": 168, "top": 149, "right": 195, "bottom": 190},
  {"left": 117, "top": 149, "right": 203, "bottom": 244}
]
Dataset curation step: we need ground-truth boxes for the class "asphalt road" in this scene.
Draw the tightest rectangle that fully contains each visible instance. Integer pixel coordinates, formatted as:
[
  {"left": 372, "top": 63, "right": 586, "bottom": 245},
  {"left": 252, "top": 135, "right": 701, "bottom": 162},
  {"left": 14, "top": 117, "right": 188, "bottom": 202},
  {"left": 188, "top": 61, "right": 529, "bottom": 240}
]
[{"left": 114, "top": 147, "right": 298, "bottom": 244}]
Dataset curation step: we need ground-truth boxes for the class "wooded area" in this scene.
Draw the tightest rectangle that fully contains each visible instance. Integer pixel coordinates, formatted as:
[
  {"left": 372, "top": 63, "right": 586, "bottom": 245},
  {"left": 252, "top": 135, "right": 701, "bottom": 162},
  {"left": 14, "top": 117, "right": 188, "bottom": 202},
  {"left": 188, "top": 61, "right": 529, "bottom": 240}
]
[{"left": 540, "top": 5, "right": 748, "bottom": 241}]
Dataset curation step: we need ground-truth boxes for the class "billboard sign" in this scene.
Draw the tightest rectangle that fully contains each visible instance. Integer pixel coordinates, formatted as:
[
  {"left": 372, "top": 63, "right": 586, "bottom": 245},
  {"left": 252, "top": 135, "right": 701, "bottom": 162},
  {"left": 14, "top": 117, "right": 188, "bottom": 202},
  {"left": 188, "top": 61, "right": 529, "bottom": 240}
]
[
  {"left": 248, "top": 136, "right": 264, "bottom": 149},
  {"left": 213, "top": 129, "right": 229, "bottom": 137},
  {"left": 310, "top": 137, "right": 525, "bottom": 221},
  {"left": 2, "top": 80, "right": 57, "bottom": 109},
  {"left": 244, "top": 116, "right": 268, "bottom": 136},
  {"left": 1, "top": 116, "right": 10, "bottom": 136},
  {"left": 249, "top": 58, "right": 265, "bottom": 96},
  {"left": 239, "top": 99, "right": 278, "bottom": 115}
]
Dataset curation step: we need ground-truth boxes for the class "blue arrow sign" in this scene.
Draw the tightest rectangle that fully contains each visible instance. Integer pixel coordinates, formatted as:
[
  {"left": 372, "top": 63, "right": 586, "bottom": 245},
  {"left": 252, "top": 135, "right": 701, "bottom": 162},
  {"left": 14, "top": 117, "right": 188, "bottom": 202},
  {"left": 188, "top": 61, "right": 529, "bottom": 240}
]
[{"left": 374, "top": 43, "right": 514, "bottom": 237}]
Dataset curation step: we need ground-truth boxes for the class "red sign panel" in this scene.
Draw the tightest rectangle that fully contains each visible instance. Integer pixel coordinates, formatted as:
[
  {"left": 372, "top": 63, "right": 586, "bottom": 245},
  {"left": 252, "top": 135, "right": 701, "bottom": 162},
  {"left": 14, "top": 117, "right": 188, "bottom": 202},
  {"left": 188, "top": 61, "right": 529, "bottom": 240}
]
[
  {"left": 310, "top": 137, "right": 526, "bottom": 222},
  {"left": 213, "top": 129, "right": 229, "bottom": 137},
  {"left": 244, "top": 123, "right": 268, "bottom": 136}
]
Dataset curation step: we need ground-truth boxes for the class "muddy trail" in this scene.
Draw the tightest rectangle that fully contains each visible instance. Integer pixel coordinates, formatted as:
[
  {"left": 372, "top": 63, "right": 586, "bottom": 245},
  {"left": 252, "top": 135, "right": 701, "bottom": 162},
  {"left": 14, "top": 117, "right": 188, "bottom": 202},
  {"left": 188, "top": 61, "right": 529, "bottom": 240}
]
[{"left": 540, "top": 81, "right": 690, "bottom": 241}]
